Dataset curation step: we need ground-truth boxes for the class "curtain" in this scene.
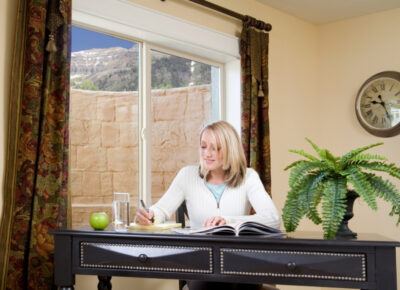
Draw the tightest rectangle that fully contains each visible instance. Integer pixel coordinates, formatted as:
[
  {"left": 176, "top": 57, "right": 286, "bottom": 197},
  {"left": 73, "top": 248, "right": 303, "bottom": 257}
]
[
  {"left": 240, "top": 22, "right": 271, "bottom": 195},
  {"left": 0, "top": 0, "right": 71, "bottom": 289}
]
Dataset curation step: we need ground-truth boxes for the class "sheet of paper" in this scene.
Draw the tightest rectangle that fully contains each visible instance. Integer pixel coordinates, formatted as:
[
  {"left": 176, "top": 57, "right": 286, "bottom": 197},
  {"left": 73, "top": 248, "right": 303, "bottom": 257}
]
[{"left": 128, "top": 221, "right": 182, "bottom": 231}]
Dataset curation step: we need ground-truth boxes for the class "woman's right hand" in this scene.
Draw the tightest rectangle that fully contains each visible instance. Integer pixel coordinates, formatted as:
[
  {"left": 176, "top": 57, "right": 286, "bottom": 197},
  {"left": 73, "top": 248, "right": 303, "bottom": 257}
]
[
  {"left": 203, "top": 216, "right": 226, "bottom": 227},
  {"left": 135, "top": 208, "right": 154, "bottom": 225}
]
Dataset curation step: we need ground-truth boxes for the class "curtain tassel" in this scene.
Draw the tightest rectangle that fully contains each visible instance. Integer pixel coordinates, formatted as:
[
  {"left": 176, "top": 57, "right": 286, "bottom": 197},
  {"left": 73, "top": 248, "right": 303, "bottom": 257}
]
[
  {"left": 46, "top": 33, "right": 57, "bottom": 52},
  {"left": 258, "top": 82, "right": 264, "bottom": 97}
]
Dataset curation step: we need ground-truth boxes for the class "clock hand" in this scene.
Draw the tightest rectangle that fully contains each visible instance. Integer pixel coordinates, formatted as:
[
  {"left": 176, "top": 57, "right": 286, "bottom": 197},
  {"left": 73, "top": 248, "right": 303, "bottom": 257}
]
[
  {"left": 371, "top": 100, "right": 382, "bottom": 105},
  {"left": 371, "top": 95, "right": 385, "bottom": 105},
  {"left": 376, "top": 95, "right": 392, "bottom": 120},
  {"left": 370, "top": 96, "right": 392, "bottom": 120},
  {"left": 383, "top": 108, "right": 392, "bottom": 120}
]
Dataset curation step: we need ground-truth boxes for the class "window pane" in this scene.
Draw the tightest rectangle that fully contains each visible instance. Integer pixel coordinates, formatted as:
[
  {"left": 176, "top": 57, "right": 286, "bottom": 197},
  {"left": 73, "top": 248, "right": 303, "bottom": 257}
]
[
  {"left": 150, "top": 50, "right": 220, "bottom": 204},
  {"left": 70, "top": 26, "right": 139, "bottom": 226}
]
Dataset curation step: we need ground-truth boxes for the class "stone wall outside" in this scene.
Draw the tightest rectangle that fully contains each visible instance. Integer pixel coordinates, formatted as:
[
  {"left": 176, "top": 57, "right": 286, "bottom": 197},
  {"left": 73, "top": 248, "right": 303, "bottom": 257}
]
[{"left": 70, "top": 85, "right": 211, "bottom": 226}]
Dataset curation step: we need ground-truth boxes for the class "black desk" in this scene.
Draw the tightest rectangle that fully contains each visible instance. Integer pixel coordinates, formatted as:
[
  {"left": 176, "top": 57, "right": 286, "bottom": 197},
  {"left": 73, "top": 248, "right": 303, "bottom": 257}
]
[{"left": 50, "top": 227, "right": 400, "bottom": 290}]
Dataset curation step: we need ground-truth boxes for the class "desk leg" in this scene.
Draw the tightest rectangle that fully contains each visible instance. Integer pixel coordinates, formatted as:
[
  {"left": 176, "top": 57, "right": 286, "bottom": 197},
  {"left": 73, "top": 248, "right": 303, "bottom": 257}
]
[
  {"left": 98, "top": 276, "right": 112, "bottom": 290},
  {"left": 375, "top": 247, "right": 397, "bottom": 290},
  {"left": 54, "top": 235, "right": 75, "bottom": 289}
]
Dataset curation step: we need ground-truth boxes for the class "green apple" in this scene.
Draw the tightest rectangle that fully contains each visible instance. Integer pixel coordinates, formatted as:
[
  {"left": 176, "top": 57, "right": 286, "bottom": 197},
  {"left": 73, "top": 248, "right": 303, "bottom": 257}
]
[{"left": 89, "top": 212, "right": 109, "bottom": 230}]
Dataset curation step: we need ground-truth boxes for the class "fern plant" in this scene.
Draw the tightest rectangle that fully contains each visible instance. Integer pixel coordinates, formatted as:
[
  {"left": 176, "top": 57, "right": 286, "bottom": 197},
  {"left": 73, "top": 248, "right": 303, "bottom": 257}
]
[{"left": 282, "top": 138, "right": 400, "bottom": 239}]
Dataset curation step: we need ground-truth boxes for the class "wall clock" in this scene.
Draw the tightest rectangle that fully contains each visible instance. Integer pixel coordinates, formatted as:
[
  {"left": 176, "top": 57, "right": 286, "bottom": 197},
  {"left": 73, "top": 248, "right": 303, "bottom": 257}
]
[{"left": 355, "top": 71, "right": 400, "bottom": 137}]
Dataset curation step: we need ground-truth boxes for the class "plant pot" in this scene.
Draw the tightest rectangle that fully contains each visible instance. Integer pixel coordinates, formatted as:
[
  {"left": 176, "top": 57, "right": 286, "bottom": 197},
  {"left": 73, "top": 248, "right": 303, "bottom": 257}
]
[{"left": 335, "top": 190, "right": 359, "bottom": 238}]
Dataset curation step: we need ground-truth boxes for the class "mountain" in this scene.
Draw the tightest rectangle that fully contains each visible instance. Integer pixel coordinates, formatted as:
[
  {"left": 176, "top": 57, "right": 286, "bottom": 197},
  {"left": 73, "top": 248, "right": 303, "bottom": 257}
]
[{"left": 70, "top": 45, "right": 211, "bottom": 91}]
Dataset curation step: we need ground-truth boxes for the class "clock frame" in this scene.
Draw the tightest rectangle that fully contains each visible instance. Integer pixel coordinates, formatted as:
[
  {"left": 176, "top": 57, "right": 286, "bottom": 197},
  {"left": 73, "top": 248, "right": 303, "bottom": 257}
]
[{"left": 355, "top": 71, "right": 400, "bottom": 137}]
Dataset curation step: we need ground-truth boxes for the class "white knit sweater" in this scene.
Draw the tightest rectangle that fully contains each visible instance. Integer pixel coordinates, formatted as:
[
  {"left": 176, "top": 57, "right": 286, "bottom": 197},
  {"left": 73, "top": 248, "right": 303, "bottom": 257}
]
[{"left": 150, "top": 165, "right": 281, "bottom": 229}]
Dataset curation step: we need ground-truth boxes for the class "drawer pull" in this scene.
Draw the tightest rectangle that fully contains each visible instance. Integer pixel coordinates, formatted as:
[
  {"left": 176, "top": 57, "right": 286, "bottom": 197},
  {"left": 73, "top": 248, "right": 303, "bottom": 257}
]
[
  {"left": 286, "top": 262, "right": 297, "bottom": 271},
  {"left": 138, "top": 254, "right": 148, "bottom": 263}
]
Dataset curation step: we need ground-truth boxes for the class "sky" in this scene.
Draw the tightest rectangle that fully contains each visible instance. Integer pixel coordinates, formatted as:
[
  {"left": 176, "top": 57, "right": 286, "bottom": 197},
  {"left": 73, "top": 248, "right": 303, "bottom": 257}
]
[{"left": 71, "top": 26, "right": 135, "bottom": 52}]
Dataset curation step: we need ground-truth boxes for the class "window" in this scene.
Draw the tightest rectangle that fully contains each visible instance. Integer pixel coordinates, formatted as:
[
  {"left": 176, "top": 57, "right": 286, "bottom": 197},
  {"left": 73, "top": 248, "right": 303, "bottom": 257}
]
[
  {"left": 149, "top": 49, "right": 220, "bottom": 204},
  {"left": 70, "top": 27, "right": 140, "bottom": 225},
  {"left": 70, "top": 26, "right": 222, "bottom": 225}
]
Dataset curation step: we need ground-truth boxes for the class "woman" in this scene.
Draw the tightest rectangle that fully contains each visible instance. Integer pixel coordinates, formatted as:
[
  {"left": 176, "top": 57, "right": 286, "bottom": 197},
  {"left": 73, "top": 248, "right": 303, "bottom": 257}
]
[{"left": 136, "top": 120, "right": 280, "bottom": 289}]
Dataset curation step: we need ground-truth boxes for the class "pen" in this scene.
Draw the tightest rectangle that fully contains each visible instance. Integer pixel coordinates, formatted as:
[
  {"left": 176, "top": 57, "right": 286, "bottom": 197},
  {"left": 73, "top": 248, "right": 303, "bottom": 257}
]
[{"left": 140, "top": 199, "right": 154, "bottom": 223}]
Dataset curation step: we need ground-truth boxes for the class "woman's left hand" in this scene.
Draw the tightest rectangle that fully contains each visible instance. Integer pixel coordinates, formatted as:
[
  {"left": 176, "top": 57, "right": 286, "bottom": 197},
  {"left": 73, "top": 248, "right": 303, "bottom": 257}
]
[{"left": 203, "top": 216, "right": 226, "bottom": 227}]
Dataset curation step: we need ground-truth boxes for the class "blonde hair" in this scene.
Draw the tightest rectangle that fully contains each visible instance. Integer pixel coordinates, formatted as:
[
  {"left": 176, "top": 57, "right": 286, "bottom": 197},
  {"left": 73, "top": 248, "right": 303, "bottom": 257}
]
[{"left": 199, "top": 121, "right": 247, "bottom": 187}]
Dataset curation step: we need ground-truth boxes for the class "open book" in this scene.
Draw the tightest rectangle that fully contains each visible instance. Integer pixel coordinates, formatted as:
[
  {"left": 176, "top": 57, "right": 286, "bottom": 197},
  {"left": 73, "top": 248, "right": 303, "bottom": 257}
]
[{"left": 172, "top": 221, "right": 284, "bottom": 237}]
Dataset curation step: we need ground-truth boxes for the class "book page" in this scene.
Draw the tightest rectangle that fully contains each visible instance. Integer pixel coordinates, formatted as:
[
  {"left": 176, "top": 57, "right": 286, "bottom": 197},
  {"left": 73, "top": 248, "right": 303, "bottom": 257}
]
[
  {"left": 237, "top": 221, "right": 281, "bottom": 234},
  {"left": 171, "top": 222, "right": 283, "bottom": 237},
  {"left": 172, "top": 225, "right": 236, "bottom": 235}
]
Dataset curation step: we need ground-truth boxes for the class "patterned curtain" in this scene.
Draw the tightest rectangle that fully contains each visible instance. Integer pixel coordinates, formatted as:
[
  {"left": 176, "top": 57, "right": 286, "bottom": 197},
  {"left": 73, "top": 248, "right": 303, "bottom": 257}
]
[
  {"left": 241, "top": 22, "right": 272, "bottom": 195},
  {"left": 0, "top": 0, "right": 71, "bottom": 289}
]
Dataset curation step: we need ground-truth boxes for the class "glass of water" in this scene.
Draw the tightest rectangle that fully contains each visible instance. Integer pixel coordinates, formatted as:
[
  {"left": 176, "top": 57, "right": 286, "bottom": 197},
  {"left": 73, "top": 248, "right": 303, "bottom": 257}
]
[{"left": 113, "top": 192, "right": 130, "bottom": 231}]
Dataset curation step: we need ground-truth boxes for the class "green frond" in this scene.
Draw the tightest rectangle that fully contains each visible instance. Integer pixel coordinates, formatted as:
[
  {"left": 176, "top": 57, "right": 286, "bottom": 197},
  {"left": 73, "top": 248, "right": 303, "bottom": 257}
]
[
  {"left": 341, "top": 142, "right": 383, "bottom": 163},
  {"left": 305, "top": 138, "right": 321, "bottom": 154},
  {"left": 349, "top": 153, "right": 388, "bottom": 162},
  {"left": 324, "top": 149, "right": 337, "bottom": 162},
  {"left": 365, "top": 174, "right": 400, "bottom": 225},
  {"left": 311, "top": 185, "right": 323, "bottom": 210},
  {"left": 346, "top": 168, "right": 377, "bottom": 210},
  {"left": 303, "top": 172, "right": 328, "bottom": 224},
  {"left": 358, "top": 162, "right": 400, "bottom": 180},
  {"left": 341, "top": 161, "right": 369, "bottom": 174},
  {"left": 321, "top": 177, "right": 347, "bottom": 239},
  {"left": 284, "top": 160, "right": 307, "bottom": 171},
  {"left": 313, "top": 149, "right": 337, "bottom": 170},
  {"left": 288, "top": 160, "right": 326, "bottom": 188},
  {"left": 366, "top": 174, "right": 400, "bottom": 201},
  {"left": 282, "top": 188, "right": 307, "bottom": 232},
  {"left": 289, "top": 173, "right": 324, "bottom": 225},
  {"left": 288, "top": 149, "right": 319, "bottom": 161},
  {"left": 305, "top": 138, "right": 337, "bottom": 168}
]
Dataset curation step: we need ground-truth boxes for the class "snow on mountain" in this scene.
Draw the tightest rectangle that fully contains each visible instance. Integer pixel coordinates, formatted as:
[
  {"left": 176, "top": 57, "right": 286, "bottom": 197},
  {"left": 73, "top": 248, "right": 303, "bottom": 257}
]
[{"left": 71, "top": 45, "right": 138, "bottom": 79}]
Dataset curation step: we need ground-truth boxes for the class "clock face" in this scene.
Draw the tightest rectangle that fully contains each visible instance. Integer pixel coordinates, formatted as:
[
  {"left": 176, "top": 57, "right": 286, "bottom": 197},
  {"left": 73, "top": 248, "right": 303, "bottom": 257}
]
[{"left": 355, "top": 71, "right": 400, "bottom": 137}]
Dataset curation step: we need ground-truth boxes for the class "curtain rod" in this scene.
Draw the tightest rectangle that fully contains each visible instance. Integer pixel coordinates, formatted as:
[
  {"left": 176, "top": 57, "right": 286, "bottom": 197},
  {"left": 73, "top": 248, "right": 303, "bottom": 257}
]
[{"left": 160, "top": 0, "right": 272, "bottom": 32}]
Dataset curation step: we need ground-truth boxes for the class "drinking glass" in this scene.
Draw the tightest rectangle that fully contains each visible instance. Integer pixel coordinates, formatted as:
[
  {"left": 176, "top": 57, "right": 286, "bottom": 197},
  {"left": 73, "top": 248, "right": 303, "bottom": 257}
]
[{"left": 113, "top": 192, "right": 130, "bottom": 231}]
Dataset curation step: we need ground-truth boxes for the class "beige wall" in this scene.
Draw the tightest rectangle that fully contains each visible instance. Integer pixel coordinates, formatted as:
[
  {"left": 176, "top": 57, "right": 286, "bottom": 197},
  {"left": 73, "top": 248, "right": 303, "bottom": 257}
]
[
  {"left": 1, "top": 0, "right": 400, "bottom": 289},
  {"left": 315, "top": 9, "right": 400, "bottom": 290}
]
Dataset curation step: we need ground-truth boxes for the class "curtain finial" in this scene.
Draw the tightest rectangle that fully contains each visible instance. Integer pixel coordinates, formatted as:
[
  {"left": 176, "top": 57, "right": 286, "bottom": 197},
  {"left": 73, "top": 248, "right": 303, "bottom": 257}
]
[{"left": 258, "top": 83, "right": 264, "bottom": 97}]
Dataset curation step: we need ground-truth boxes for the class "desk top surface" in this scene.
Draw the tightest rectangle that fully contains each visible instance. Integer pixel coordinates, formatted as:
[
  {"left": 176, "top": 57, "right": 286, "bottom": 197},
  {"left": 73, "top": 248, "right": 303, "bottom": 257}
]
[{"left": 50, "top": 226, "right": 400, "bottom": 247}]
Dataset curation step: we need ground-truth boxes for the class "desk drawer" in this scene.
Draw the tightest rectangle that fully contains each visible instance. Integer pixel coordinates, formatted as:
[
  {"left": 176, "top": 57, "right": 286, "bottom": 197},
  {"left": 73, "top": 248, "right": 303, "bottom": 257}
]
[
  {"left": 221, "top": 248, "right": 366, "bottom": 281},
  {"left": 80, "top": 242, "right": 213, "bottom": 273}
]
